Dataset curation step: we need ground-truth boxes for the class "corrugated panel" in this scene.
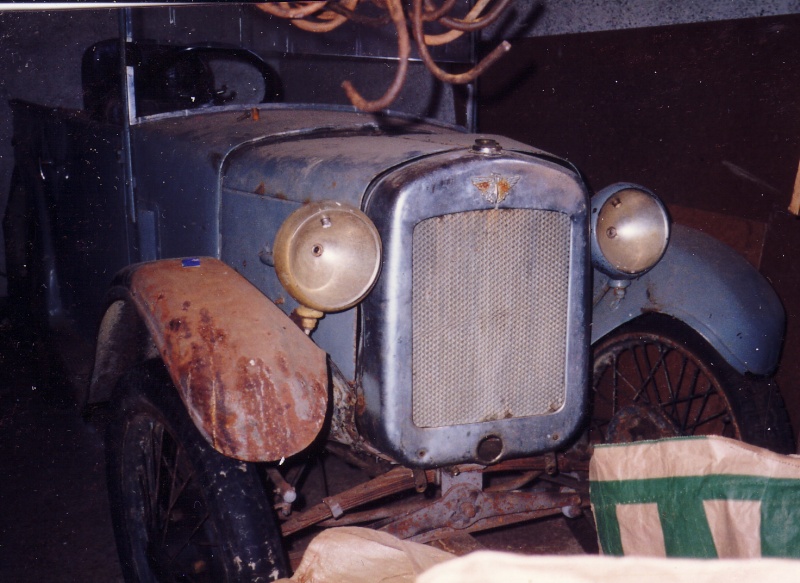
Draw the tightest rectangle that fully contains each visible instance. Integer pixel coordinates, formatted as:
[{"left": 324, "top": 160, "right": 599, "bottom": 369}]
[{"left": 412, "top": 209, "right": 571, "bottom": 427}]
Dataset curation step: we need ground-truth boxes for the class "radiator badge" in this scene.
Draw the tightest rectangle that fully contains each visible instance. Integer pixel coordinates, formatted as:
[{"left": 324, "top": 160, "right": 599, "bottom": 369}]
[{"left": 472, "top": 173, "right": 520, "bottom": 207}]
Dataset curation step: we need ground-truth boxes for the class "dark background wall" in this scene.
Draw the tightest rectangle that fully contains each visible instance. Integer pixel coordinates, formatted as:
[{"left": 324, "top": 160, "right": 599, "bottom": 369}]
[
  {"left": 478, "top": 13, "right": 800, "bottom": 428},
  {"left": 0, "top": 9, "right": 119, "bottom": 299}
]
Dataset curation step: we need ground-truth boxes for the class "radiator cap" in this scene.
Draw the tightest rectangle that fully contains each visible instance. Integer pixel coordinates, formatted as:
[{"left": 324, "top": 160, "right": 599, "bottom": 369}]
[{"left": 471, "top": 138, "right": 502, "bottom": 155}]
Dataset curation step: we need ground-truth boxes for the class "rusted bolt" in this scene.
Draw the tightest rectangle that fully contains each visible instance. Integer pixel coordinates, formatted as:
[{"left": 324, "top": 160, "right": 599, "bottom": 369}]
[
  {"left": 611, "top": 197, "right": 622, "bottom": 208},
  {"left": 545, "top": 452, "right": 558, "bottom": 475},
  {"left": 460, "top": 502, "right": 478, "bottom": 519},
  {"left": 258, "top": 244, "right": 274, "bottom": 266}
]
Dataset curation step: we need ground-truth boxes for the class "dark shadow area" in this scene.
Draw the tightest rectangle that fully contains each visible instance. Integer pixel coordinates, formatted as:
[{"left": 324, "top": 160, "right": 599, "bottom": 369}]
[{"left": 0, "top": 300, "right": 123, "bottom": 582}]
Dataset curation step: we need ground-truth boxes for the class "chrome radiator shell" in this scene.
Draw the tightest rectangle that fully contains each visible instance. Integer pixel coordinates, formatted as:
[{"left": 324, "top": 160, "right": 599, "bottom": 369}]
[{"left": 359, "top": 149, "right": 590, "bottom": 468}]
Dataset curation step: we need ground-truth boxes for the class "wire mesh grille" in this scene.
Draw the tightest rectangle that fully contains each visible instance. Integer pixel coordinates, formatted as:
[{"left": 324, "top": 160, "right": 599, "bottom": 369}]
[{"left": 412, "top": 209, "right": 571, "bottom": 428}]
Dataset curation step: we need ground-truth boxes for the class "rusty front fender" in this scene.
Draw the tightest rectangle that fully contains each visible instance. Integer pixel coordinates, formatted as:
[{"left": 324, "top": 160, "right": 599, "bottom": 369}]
[{"left": 94, "top": 257, "right": 329, "bottom": 462}]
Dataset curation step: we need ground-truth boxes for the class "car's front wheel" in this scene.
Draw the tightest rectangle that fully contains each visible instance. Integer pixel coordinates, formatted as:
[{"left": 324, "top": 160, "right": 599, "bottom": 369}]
[
  {"left": 590, "top": 314, "right": 794, "bottom": 453},
  {"left": 106, "top": 360, "right": 288, "bottom": 583}
]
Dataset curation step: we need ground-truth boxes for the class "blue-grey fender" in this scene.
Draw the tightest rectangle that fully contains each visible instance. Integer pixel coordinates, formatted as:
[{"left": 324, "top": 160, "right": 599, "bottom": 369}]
[
  {"left": 89, "top": 257, "right": 329, "bottom": 462},
  {"left": 591, "top": 224, "right": 785, "bottom": 376}
]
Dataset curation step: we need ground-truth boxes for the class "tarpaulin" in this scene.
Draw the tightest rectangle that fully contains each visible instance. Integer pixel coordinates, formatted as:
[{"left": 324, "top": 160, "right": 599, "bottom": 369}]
[{"left": 590, "top": 435, "right": 800, "bottom": 557}]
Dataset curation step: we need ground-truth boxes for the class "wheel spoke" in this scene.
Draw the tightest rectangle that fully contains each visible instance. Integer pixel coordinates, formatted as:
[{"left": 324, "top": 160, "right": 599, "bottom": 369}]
[
  {"left": 658, "top": 348, "right": 678, "bottom": 414},
  {"left": 111, "top": 365, "right": 289, "bottom": 582},
  {"left": 630, "top": 344, "right": 650, "bottom": 402},
  {"left": 153, "top": 423, "right": 164, "bottom": 494},
  {"left": 605, "top": 352, "right": 640, "bottom": 400},
  {"left": 686, "top": 408, "right": 730, "bottom": 433},
  {"left": 668, "top": 353, "right": 689, "bottom": 421},
  {"left": 142, "top": 422, "right": 164, "bottom": 533},
  {"left": 632, "top": 342, "right": 669, "bottom": 406},
  {"left": 139, "top": 419, "right": 216, "bottom": 578},
  {"left": 683, "top": 379, "right": 733, "bottom": 436},
  {"left": 591, "top": 325, "right": 744, "bottom": 445},
  {"left": 636, "top": 343, "right": 655, "bottom": 404},
  {"left": 161, "top": 445, "right": 196, "bottom": 546},
  {"left": 166, "top": 509, "right": 211, "bottom": 565},
  {"left": 678, "top": 368, "right": 703, "bottom": 433}
]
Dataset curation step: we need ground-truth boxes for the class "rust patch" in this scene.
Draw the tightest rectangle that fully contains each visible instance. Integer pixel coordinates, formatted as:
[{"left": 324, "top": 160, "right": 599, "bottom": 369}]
[
  {"left": 277, "top": 352, "right": 290, "bottom": 376},
  {"left": 472, "top": 173, "right": 520, "bottom": 206},
  {"left": 128, "top": 257, "right": 328, "bottom": 462},
  {"left": 198, "top": 308, "right": 226, "bottom": 345},
  {"left": 496, "top": 177, "right": 517, "bottom": 199},
  {"left": 254, "top": 182, "right": 267, "bottom": 196},
  {"left": 167, "top": 317, "right": 192, "bottom": 339},
  {"left": 328, "top": 371, "right": 361, "bottom": 446},
  {"left": 356, "top": 392, "right": 367, "bottom": 416}
]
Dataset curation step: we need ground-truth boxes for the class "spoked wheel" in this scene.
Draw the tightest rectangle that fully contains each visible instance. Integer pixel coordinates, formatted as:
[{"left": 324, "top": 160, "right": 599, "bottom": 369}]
[
  {"left": 106, "top": 361, "right": 288, "bottom": 583},
  {"left": 590, "top": 315, "right": 793, "bottom": 453}
]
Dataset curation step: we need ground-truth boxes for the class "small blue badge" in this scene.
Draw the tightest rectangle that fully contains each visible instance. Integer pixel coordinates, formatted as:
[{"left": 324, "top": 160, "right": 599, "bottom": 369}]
[{"left": 181, "top": 257, "right": 201, "bottom": 268}]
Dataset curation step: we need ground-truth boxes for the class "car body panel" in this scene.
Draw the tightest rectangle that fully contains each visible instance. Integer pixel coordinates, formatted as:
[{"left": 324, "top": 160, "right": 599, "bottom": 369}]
[
  {"left": 113, "top": 256, "right": 328, "bottom": 462},
  {"left": 591, "top": 224, "right": 784, "bottom": 376}
]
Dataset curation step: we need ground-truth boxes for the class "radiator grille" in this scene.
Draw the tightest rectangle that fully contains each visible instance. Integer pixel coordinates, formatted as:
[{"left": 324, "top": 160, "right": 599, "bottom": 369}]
[{"left": 412, "top": 209, "right": 571, "bottom": 428}]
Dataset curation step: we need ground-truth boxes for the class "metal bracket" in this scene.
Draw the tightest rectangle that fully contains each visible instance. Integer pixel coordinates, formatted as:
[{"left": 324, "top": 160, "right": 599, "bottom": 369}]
[{"left": 381, "top": 481, "right": 581, "bottom": 542}]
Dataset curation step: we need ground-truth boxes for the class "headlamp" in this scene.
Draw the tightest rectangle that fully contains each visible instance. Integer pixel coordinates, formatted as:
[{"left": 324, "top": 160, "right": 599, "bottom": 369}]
[
  {"left": 273, "top": 200, "right": 381, "bottom": 312},
  {"left": 591, "top": 183, "right": 670, "bottom": 278}
]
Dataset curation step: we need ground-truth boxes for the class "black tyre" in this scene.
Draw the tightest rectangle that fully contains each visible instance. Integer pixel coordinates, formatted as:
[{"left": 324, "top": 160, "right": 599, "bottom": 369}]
[
  {"left": 106, "top": 361, "right": 288, "bottom": 582},
  {"left": 591, "top": 314, "right": 793, "bottom": 453}
]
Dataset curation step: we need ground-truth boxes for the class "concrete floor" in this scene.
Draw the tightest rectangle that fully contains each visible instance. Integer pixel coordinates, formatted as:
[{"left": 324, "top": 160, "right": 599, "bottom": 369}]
[{"left": 0, "top": 309, "right": 592, "bottom": 582}]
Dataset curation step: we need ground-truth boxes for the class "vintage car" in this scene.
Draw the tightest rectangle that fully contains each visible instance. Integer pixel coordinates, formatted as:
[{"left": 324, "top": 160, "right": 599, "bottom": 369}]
[{"left": 4, "top": 5, "right": 793, "bottom": 582}]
